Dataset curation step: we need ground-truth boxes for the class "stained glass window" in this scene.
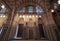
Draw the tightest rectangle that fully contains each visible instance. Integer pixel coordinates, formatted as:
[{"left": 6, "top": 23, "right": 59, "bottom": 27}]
[
  {"left": 28, "top": 6, "right": 33, "bottom": 13},
  {"left": 19, "top": 8, "right": 25, "bottom": 14},
  {"left": 18, "top": 6, "right": 43, "bottom": 14},
  {"left": 36, "top": 6, "right": 43, "bottom": 14},
  {"left": 0, "top": 8, "right": 6, "bottom": 14}
]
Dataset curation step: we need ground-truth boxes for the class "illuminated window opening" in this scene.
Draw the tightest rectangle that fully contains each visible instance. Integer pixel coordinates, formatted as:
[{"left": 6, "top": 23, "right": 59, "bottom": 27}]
[
  {"left": 28, "top": 6, "right": 33, "bottom": 13},
  {"left": 36, "top": 6, "right": 43, "bottom": 14}
]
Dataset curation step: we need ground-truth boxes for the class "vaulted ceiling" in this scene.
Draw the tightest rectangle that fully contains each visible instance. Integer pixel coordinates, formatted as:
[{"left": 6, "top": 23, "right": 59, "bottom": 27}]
[
  {"left": 1, "top": 0, "right": 45, "bottom": 10},
  {"left": 0, "top": 0, "right": 60, "bottom": 11},
  {"left": 2, "top": 0, "right": 49, "bottom": 9}
]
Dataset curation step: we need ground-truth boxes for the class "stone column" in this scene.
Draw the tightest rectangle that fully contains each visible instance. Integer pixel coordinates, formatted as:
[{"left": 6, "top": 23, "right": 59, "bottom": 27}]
[{"left": 44, "top": 0, "right": 58, "bottom": 41}]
